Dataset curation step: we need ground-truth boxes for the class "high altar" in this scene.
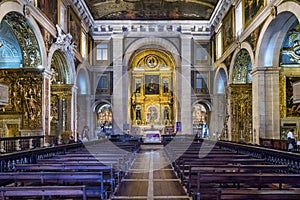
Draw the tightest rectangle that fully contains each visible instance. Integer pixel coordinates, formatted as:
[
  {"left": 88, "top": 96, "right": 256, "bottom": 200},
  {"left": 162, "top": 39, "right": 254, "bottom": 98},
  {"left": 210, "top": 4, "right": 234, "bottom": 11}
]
[{"left": 129, "top": 49, "right": 176, "bottom": 141}]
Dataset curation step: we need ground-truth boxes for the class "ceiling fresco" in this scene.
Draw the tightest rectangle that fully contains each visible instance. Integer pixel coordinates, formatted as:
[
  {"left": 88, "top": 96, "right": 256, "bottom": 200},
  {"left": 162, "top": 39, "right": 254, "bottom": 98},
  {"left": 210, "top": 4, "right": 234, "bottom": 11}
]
[{"left": 84, "top": 0, "right": 219, "bottom": 20}]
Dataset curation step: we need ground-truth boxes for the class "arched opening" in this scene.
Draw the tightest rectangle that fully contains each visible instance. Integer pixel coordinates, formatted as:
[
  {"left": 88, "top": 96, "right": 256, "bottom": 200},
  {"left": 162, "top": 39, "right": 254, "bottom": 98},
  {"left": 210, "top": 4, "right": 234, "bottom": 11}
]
[
  {"left": 228, "top": 49, "right": 253, "bottom": 143},
  {"left": 0, "top": 12, "right": 42, "bottom": 137},
  {"left": 192, "top": 103, "right": 210, "bottom": 138},
  {"left": 279, "top": 19, "right": 300, "bottom": 140},
  {"left": 49, "top": 50, "right": 72, "bottom": 144},
  {"left": 76, "top": 67, "right": 91, "bottom": 140},
  {"left": 212, "top": 67, "right": 228, "bottom": 140},
  {"left": 95, "top": 103, "right": 112, "bottom": 137}
]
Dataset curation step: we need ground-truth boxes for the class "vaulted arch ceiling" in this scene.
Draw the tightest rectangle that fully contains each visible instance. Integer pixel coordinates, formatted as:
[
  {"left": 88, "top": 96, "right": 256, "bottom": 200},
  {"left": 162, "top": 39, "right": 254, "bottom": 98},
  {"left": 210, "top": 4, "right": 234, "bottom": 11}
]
[{"left": 84, "top": 0, "right": 219, "bottom": 20}]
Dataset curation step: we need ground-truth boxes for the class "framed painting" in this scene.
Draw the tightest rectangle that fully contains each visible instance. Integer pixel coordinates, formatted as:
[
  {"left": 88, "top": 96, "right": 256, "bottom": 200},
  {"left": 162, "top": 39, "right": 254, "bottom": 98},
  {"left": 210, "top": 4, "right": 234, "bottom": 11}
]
[
  {"left": 244, "top": 0, "right": 265, "bottom": 27},
  {"left": 222, "top": 8, "right": 234, "bottom": 52},
  {"left": 68, "top": 7, "right": 81, "bottom": 52},
  {"left": 145, "top": 75, "right": 159, "bottom": 95}
]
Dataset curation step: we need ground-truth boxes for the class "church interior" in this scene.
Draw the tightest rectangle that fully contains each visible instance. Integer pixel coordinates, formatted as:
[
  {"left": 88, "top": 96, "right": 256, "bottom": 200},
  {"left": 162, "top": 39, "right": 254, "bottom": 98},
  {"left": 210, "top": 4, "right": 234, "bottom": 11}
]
[{"left": 1, "top": 0, "right": 300, "bottom": 199}]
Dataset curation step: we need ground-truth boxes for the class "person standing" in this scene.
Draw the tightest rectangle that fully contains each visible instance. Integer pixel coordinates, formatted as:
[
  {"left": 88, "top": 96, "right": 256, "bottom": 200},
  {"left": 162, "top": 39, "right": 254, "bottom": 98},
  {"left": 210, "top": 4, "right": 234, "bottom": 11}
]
[{"left": 287, "top": 129, "right": 296, "bottom": 152}]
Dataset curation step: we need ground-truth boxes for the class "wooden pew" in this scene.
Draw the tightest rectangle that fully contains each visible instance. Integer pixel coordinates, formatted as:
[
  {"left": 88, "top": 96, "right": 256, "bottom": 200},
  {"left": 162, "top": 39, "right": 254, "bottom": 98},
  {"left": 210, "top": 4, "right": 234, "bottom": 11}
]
[
  {"left": 179, "top": 164, "right": 289, "bottom": 184},
  {"left": 189, "top": 172, "right": 300, "bottom": 196},
  {"left": 217, "top": 189, "right": 300, "bottom": 200},
  {"left": 173, "top": 158, "right": 266, "bottom": 176},
  {"left": 0, "top": 171, "right": 106, "bottom": 199},
  {"left": 14, "top": 163, "right": 119, "bottom": 189},
  {"left": 0, "top": 185, "right": 87, "bottom": 200}
]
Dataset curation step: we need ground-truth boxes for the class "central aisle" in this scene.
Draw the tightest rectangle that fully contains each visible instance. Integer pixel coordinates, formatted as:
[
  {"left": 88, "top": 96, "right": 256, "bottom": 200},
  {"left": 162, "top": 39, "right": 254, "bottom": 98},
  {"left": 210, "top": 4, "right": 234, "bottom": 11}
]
[{"left": 112, "top": 144, "right": 191, "bottom": 200}]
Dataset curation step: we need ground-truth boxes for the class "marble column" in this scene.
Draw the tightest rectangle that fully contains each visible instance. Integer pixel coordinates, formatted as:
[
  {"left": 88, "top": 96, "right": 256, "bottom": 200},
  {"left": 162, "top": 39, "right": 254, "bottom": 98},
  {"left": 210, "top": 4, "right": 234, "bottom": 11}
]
[
  {"left": 112, "top": 32, "right": 125, "bottom": 134},
  {"left": 180, "top": 34, "right": 192, "bottom": 134},
  {"left": 252, "top": 67, "right": 280, "bottom": 144},
  {"left": 42, "top": 69, "right": 51, "bottom": 145}
]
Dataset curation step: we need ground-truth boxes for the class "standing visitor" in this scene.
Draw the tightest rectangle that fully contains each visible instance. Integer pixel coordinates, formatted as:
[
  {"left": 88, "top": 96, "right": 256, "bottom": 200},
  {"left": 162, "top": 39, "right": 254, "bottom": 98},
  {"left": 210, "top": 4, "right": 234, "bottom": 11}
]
[{"left": 287, "top": 129, "right": 296, "bottom": 152}]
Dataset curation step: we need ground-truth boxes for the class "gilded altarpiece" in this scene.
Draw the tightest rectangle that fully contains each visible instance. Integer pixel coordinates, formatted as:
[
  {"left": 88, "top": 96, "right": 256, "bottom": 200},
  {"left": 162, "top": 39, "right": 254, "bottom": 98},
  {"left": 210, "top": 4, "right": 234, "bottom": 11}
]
[
  {"left": 279, "top": 75, "right": 300, "bottom": 118},
  {"left": 50, "top": 85, "right": 73, "bottom": 137},
  {"left": 0, "top": 69, "right": 43, "bottom": 136},
  {"left": 228, "top": 84, "right": 252, "bottom": 143},
  {"left": 129, "top": 50, "right": 175, "bottom": 128}
]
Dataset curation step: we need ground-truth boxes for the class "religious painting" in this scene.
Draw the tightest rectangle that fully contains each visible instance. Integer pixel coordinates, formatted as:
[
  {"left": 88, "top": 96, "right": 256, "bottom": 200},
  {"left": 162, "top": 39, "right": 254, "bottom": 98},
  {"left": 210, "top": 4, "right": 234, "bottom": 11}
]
[
  {"left": 68, "top": 7, "right": 81, "bottom": 52},
  {"left": 58, "top": 0, "right": 67, "bottom": 32},
  {"left": 36, "top": 0, "right": 58, "bottom": 25},
  {"left": 222, "top": 8, "right": 234, "bottom": 52},
  {"left": 244, "top": 0, "right": 265, "bottom": 27},
  {"left": 145, "top": 75, "right": 159, "bottom": 95},
  {"left": 147, "top": 105, "right": 159, "bottom": 123}
]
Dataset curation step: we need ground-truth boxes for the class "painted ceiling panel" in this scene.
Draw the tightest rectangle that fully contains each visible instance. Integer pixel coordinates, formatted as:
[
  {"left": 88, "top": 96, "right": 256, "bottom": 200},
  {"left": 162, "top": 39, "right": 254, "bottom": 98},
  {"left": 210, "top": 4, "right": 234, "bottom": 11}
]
[{"left": 84, "top": 0, "right": 219, "bottom": 20}]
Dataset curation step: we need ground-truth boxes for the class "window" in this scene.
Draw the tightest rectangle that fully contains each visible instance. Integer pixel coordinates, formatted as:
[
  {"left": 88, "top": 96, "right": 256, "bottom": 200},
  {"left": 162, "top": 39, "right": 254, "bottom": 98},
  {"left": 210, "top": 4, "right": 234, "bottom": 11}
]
[
  {"left": 194, "top": 72, "right": 209, "bottom": 93},
  {"left": 217, "top": 31, "right": 222, "bottom": 59},
  {"left": 98, "top": 75, "right": 108, "bottom": 89},
  {"left": 196, "top": 73, "right": 205, "bottom": 89},
  {"left": 196, "top": 44, "right": 208, "bottom": 61},
  {"left": 81, "top": 32, "right": 87, "bottom": 58},
  {"left": 235, "top": 1, "right": 243, "bottom": 37},
  {"left": 96, "top": 43, "right": 108, "bottom": 60}
]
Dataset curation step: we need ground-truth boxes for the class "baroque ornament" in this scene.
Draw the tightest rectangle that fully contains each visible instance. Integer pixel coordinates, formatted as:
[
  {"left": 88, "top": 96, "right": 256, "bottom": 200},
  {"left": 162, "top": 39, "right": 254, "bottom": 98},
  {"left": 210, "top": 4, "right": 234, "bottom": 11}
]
[{"left": 55, "top": 24, "right": 75, "bottom": 58}]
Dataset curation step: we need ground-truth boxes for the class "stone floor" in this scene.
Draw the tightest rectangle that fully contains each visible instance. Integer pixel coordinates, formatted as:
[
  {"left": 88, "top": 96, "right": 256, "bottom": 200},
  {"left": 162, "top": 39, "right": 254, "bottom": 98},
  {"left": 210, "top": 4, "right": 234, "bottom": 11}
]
[{"left": 112, "top": 145, "right": 191, "bottom": 200}]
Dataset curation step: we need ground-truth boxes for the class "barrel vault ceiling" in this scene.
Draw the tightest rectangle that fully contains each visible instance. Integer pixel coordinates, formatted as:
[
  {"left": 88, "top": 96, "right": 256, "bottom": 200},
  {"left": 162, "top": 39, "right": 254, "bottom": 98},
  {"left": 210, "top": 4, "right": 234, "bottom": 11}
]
[{"left": 83, "top": 0, "right": 220, "bottom": 20}]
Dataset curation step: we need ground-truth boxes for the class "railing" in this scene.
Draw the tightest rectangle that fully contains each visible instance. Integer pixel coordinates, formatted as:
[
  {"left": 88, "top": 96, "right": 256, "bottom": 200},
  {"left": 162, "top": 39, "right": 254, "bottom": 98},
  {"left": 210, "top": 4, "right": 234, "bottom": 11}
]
[
  {"left": 0, "top": 136, "right": 44, "bottom": 153},
  {"left": 0, "top": 139, "right": 109, "bottom": 172},
  {"left": 217, "top": 140, "right": 300, "bottom": 173}
]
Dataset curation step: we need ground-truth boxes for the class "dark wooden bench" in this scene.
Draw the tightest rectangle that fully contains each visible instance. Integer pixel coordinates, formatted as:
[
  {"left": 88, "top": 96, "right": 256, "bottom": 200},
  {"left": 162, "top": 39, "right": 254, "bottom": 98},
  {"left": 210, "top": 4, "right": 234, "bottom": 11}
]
[
  {"left": 217, "top": 188, "right": 300, "bottom": 200},
  {"left": 185, "top": 165, "right": 290, "bottom": 193},
  {"left": 0, "top": 171, "right": 106, "bottom": 199},
  {"left": 14, "top": 163, "right": 119, "bottom": 188},
  {"left": 188, "top": 172, "right": 300, "bottom": 196},
  {"left": 0, "top": 185, "right": 87, "bottom": 200}
]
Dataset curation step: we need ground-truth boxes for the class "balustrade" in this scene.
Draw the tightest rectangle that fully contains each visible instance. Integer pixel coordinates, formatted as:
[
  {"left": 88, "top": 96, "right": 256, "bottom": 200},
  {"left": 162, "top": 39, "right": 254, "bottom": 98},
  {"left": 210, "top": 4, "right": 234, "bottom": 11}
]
[
  {"left": 0, "top": 136, "right": 44, "bottom": 153},
  {"left": 217, "top": 140, "right": 300, "bottom": 173}
]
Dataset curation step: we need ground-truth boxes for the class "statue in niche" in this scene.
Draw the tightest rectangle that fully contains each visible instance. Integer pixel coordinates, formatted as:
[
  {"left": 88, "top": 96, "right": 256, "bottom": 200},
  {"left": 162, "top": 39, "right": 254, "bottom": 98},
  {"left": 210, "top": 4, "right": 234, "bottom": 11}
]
[
  {"left": 164, "top": 107, "right": 169, "bottom": 120},
  {"left": 136, "top": 107, "right": 141, "bottom": 121},
  {"left": 136, "top": 81, "right": 141, "bottom": 93},
  {"left": 163, "top": 80, "right": 169, "bottom": 93}
]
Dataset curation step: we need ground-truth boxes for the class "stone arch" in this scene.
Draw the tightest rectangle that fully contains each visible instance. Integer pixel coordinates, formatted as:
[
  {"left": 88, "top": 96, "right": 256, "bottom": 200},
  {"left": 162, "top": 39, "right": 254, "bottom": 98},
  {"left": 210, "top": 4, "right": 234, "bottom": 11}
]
[
  {"left": 76, "top": 64, "right": 91, "bottom": 95},
  {"left": 229, "top": 42, "right": 254, "bottom": 84},
  {"left": 191, "top": 100, "right": 212, "bottom": 138},
  {"left": 214, "top": 63, "right": 228, "bottom": 94},
  {"left": 76, "top": 64, "right": 91, "bottom": 139},
  {"left": 48, "top": 44, "right": 75, "bottom": 84},
  {"left": 124, "top": 37, "right": 180, "bottom": 68},
  {"left": 256, "top": 1, "right": 300, "bottom": 68},
  {"left": 50, "top": 50, "right": 71, "bottom": 84},
  {"left": 0, "top": 2, "right": 47, "bottom": 68}
]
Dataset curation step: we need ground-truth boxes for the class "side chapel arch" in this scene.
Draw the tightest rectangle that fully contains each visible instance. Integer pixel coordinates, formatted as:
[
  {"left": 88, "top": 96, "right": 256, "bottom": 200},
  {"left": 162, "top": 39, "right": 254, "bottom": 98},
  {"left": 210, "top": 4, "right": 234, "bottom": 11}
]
[{"left": 228, "top": 47, "right": 253, "bottom": 143}]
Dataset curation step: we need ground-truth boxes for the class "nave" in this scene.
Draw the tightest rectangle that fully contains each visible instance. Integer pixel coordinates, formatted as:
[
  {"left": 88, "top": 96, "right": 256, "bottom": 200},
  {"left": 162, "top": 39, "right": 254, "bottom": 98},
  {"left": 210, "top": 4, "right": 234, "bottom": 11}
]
[
  {"left": 112, "top": 145, "right": 190, "bottom": 200},
  {"left": 0, "top": 138, "right": 300, "bottom": 199}
]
